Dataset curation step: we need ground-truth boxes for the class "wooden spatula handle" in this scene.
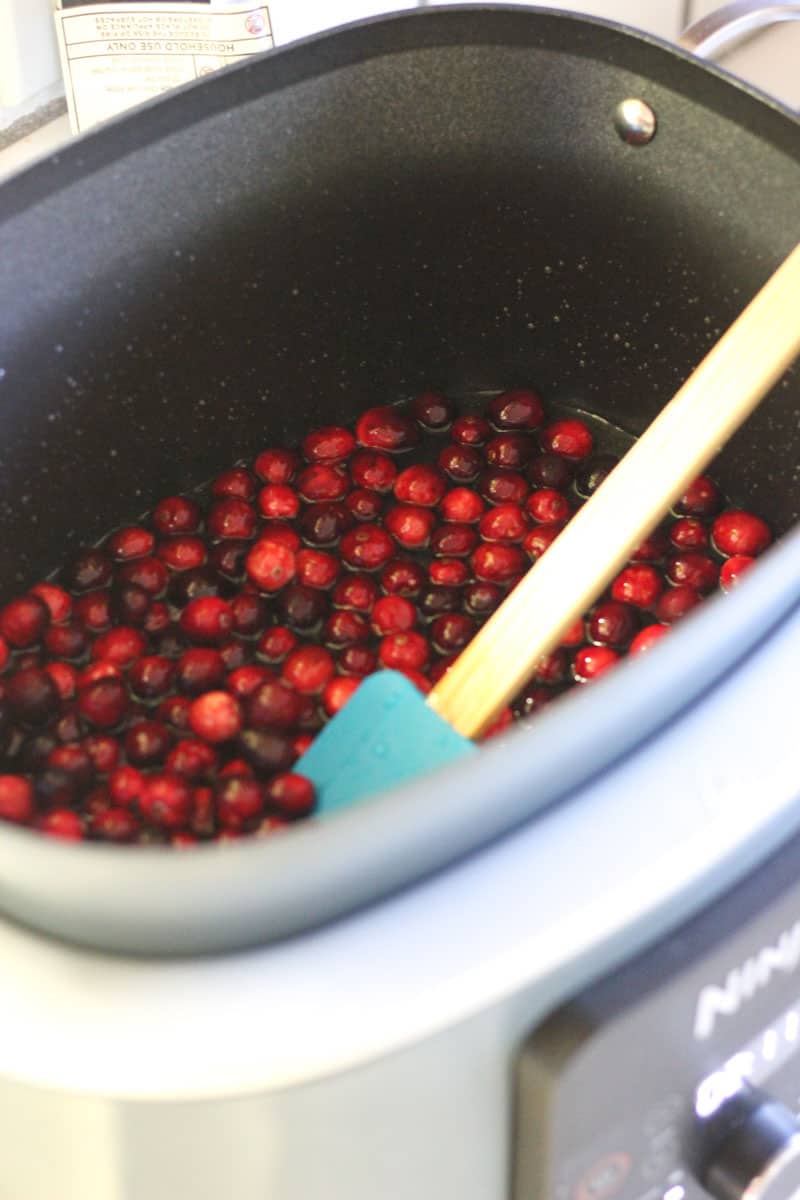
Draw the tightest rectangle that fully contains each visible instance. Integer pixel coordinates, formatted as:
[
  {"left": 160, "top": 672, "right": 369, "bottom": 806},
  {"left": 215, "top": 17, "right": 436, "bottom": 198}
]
[{"left": 427, "top": 243, "right": 800, "bottom": 738}]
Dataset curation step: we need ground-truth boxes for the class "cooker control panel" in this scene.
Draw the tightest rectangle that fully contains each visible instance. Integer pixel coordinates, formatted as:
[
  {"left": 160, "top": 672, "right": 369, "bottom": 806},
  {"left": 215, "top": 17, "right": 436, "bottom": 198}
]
[{"left": 514, "top": 829, "right": 800, "bottom": 1200}]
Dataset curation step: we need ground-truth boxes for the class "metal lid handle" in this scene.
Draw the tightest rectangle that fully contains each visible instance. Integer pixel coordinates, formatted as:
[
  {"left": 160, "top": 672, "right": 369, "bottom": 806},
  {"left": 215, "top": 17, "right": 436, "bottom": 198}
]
[{"left": 679, "top": 1, "right": 800, "bottom": 60}]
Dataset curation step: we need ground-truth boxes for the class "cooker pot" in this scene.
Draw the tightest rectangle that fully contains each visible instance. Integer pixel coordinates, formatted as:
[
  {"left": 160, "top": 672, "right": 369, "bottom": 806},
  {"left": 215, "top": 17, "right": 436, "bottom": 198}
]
[{"left": 0, "top": 6, "right": 799, "bottom": 1200}]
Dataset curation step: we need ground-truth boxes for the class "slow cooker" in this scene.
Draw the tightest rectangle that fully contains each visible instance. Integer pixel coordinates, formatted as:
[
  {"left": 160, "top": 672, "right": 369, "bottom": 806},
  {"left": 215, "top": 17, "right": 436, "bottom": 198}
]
[{"left": 0, "top": 4, "right": 799, "bottom": 1198}]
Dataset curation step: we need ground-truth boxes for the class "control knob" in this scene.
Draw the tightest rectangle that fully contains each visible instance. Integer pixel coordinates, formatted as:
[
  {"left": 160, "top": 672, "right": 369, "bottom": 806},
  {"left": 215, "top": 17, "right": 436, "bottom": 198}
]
[{"left": 695, "top": 1084, "right": 800, "bottom": 1200}]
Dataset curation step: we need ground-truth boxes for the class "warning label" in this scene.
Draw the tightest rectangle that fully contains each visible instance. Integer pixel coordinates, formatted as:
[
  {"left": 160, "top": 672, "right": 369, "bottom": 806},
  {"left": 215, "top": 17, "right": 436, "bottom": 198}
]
[{"left": 54, "top": 3, "right": 274, "bottom": 133}]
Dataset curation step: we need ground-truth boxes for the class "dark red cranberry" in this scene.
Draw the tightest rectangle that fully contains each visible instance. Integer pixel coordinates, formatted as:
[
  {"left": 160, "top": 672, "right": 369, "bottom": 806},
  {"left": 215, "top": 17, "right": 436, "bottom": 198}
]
[
  {"left": 253, "top": 448, "right": 300, "bottom": 485},
  {"left": 302, "top": 425, "right": 356, "bottom": 462},
  {"left": 139, "top": 773, "right": 192, "bottom": 830},
  {"left": 541, "top": 418, "right": 594, "bottom": 461},
  {"left": 0, "top": 636, "right": 9, "bottom": 673},
  {"left": 30, "top": 583, "right": 72, "bottom": 625},
  {"left": 63, "top": 548, "right": 113, "bottom": 593},
  {"left": 21, "top": 732, "right": 58, "bottom": 773},
  {"left": 92, "top": 807, "right": 140, "bottom": 842},
  {"left": 295, "top": 694, "right": 323, "bottom": 733},
  {"left": 574, "top": 454, "right": 619, "bottom": 499},
  {"left": 323, "top": 610, "right": 370, "bottom": 648},
  {"left": 438, "top": 444, "right": 482, "bottom": 483},
  {"left": 485, "top": 433, "right": 535, "bottom": 469},
  {"left": 669, "top": 518, "right": 708, "bottom": 550},
  {"left": 429, "top": 559, "right": 469, "bottom": 587},
  {"left": 106, "top": 526, "right": 154, "bottom": 562},
  {"left": 48, "top": 744, "right": 94, "bottom": 793},
  {"left": 478, "top": 504, "right": 528, "bottom": 543},
  {"left": 118, "top": 556, "right": 169, "bottom": 595},
  {"left": 463, "top": 581, "right": 503, "bottom": 616},
  {"left": 152, "top": 624, "right": 188, "bottom": 660},
  {"left": 370, "top": 596, "right": 416, "bottom": 636},
  {"left": 0, "top": 594, "right": 50, "bottom": 648},
  {"left": 77, "top": 677, "right": 128, "bottom": 729},
  {"left": 245, "top": 539, "right": 297, "bottom": 592},
  {"left": 176, "top": 648, "right": 226, "bottom": 695},
  {"left": 451, "top": 414, "right": 490, "bottom": 445},
  {"left": 7, "top": 667, "right": 60, "bottom": 725},
  {"left": 630, "top": 530, "right": 670, "bottom": 562},
  {"left": 322, "top": 675, "right": 360, "bottom": 716},
  {"left": 83, "top": 734, "right": 120, "bottom": 774},
  {"left": 208, "top": 540, "right": 248, "bottom": 582},
  {"left": 227, "top": 665, "right": 270, "bottom": 699},
  {"left": 588, "top": 601, "right": 636, "bottom": 646},
  {"left": 340, "top": 524, "right": 396, "bottom": 570},
  {"left": 129, "top": 655, "right": 175, "bottom": 700},
  {"left": 157, "top": 536, "right": 207, "bottom": 572},
  {"left": 611, "top": 565, "right": 664, "bottom": 609},
  {"left": 478, "top": 469, "right": 527, "bottom": 506},
  {"left": 487, "top": 388, "right": 545, "bottom": 430},
  {"left": 572, "top": 645, "right": 619, "bottom": 682},
  {"left": 295, "top": 549, "right": 340, "bottom": 591},
  {"left": 168, "top": 567, "right": 222, "bottom": 609},
  {"left": 298, "top": 502, "right": 352, "bottom": 548},
  {"left": 528, "top": 452, "right": 575, "bottom": 491},
  {"left": 378, "top": 631, "right": 430, "bottom": 671},
  {"left": 125, "top": 720, "right": 172, "bottom": 766},
  {"left": 54, "top": 706, "right": 83, "bottom": 743},
  {"left": 208, "top": 497, "right": 258, "bottom": 539},
  {"left": 430, "top": 523, "right": 478, "bottom": 557},
  {"left": 216, "top": 776, "right": 264, "bottom": 832},
  {"left": 533, "top": 648, "right": 569, "bottom": 685},
  {"left": 345, "top": 487, "right": 385, "bottom": 522},
  {"left": 179, "top": 597, "right": 234, "bottom": 644},
  {"left": 719, "top": 555, "right": 756, "bottom": 592},
  {"left": 666, "top": 552, "right": 719, "bottom": 593},
  {"left": 256, "top": 625, "right": 297, "bottom": 664},
  {"left": 384, "top": 505, "right": 436, "bottom": 550},
  {"left": 237, "top": 729, "right": 296, "bottom": 775},
  {"left": 338, "top": 645, "right": 378, "bottom": 676},
  {"left": 110, "top": 583, "right": 151, "bottom": 627},
  {"left": 673, "top": 475, "right": 721, "bottom": 518},
  {"left": 440, "top": 487, "right": 485, "bottom": 523},
  {"left": 188, "top": 692, "right": 242, "bottom": 743},
  {"left": 471, "top": 544, "right": 526, "bottom": 583},
  {"left": 211, "top": 467, "right": 256, "bottom": 500},
  {"left": 39, "top": 809, "right": 85, "bottom": 840},
  {"left": 655, "top": 585, "right": 701, "bottom": 623},
  {"left": 259, "top": 523, "right": 302, "bottom": 553},
  {"left": 356, "top": 405, "right": 420, "bottom": 453},
  {"left": 428, "top": 656, "right": 456, "bottom": 684},
  {"left": 44, "top": 621, "right": 88, "bottom": 660},
  {"left": 430, "top": 613, "right": 475, "bottom": 654},
  {"left": 411, "top": 391, "right": 454, "bottom": 431},
  {"left": 630, "top": 624, "right": 670, "bottom": 655},
  {"left": 380, "top": 558, "right": 426, "bottom": 598},
  {"left": 247, "top": 679, "right": 302, "bottom": 730},
  {"left": 282, "top": 646, "right": 335, "bottom": 696},
  {"left": 276, "top": 583, "right": 328, "bottom": 632},
  {"left": 516, "top": 683, "right": 563, "bottom": 717},
  {"left": 35, "top": 767, "right": 77, "bottom": 808},
  {"left": 151, "top": 495, "right": 202, "bottom": 535},
  {"left": 350, "top": 450, "right": 398, "bottom": 493},
  {"left": 156, "top": 694, "right": 193, "bottom": 731},
  {"left": 265, "top": 773, "right": 316, "bottom": 819},
  {"left": 419, "top": 586, "right": 461, "bottom": 618},
  {"left": 74, "top": 590, "right": 112, "bottom": 633},
  {"left": 229, "top": 594, "right": 269, "bottom": 639},
  {"left": 0, "top": 776, "right": 34, "bottom": 824},
  {"left": 712, "top": 510, "right": 772, "bottom": 557},
  {"left": 91, "top": 626, "right": 147, "bottom": 668},
  {"left": 393, "top": 465, "right": 447, "bottom": 508}
]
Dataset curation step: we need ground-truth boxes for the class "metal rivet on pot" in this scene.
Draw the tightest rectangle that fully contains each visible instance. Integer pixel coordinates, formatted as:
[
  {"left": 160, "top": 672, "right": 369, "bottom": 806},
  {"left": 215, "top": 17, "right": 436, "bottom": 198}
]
[{"left": 614, "top": 98, "right": 657, "bottom": 146}]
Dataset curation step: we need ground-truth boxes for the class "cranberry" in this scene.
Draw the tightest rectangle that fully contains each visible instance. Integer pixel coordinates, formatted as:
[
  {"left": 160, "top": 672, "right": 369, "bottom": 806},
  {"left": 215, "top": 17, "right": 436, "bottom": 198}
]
[
  {"left": 438, "top": 444, "right": 482, "bottom": 483},
  {"left": 302, "top": 425, "right": 356, "bottom": 462},
  {"left": 276, "top": 584, "right": 328, "bottom": 631},
  {"left": 533, "top": 648, "right": 569, "bottom": 685},
  {"left": 655, "top": 585, "right": 701, "bottom": 623},
  {"left": 151, "top": 495, "right": 202, "bottom": 535},
  {"left": 332, "top": 573, "right": 378, "bottom": 613},
  {"left": 299, "top": 502, "right": 353, "bottom": 547},
  {"left": 216, "top": 776, "right": 264, "bottom": 832},
  {"left": 76, "top": 676, "right": 127, "bottom": 728},
  {"left": 471, "top": 544, "right": 526, "bottom": 583},
  {"left": 48, "top": 744, "right": 94, "bottom": 792},
  {"left": 129, "top": 655, "right": 175, "bottom": 700},
  {"left": 572, "top": 645, "right": 619, "bottom": 682},
  {"left": 91, "top": 626, "right": 147, "bottom": 667},
  {"left": 719, "top": 555, "right": 756, "bottom": 592},
  {"left": 139, "top": 774, "right": 192, "bottom": 830},
  {"left": 440, "top": 487, "right": 485, "bottom": 524},
  {"left": 411, "top": 391, "right": 454, "bottom": 431},
  {"left": 516, "top": 684, "right": 562, "bottom": 716},
  {"left": 152, "top": 625, "right": 187, "bottom": 660},
  {"left": 487, "top": 388, "right": 545, "bottom": 430},
  {"left": 211, "top": 467, "right": 256, "bottom": 500},
  {"left": 186, "top": 692, "right": 241, "bottom": 744},
  {"left": 382, "top": 505, "right": 433, "bottom": 550},
  {"left": 541, "top": 418, "right": 594, "bottom": 461},
  {"left": 295, "top": 549, "right": 340, "bottom": 591},
  {"left": 237, "top": 729, "right": 296, "bottom": 775},
  {"left": 282, "top": 646, "right": 335, "bottom": 695},
  {"left": 297, "top": 463, "right": 350, "bottom": 503},
  {"left": 574, "top": 454, "right": 619, "bottom": 498},
  {"left": 125, "top": 720, "right": 172, "bottom": 766},
  {"left": 340, "top": 524, "right": 396, "bottom": 570},
  {"left": 259, "top": 522, "right": 302, "bottom": 553},
  {"left": 83, "top": 734, "right": 120, "bottom": 774},
  {"left": 669, "top": 518, "right": 708, "bottom": 550},
  {"left": 370, "top": 595, "right": 416, "bottom": 636},
  {"left": 265, "top": 773, "right": 316, "bottom": 819},
  {"left": 356, "top": 405, "right": 420, "bottom": 453},
  {"left": 630, "top": 530, "right": 670, "bottom": 562},
  {"left": 157, "top": 536, "right": 207, "bottom": 572},
  {"left": 379, "top": 631, "right": 430, "bottom": 671},
  {"left": 229, "top": 594, "right": 269, "bottom": 639},
  {"left": 674, "top": 475, "right": 721, "bottom": 518},
  {"left": 666, "top": 552, "right": 719, "bottom": 593},
  {"left": 478, "top": 469, "right": 528, "bottom": 506},
  {"left": 629, "top": 624, "right": 670, "bottom": 654},
  {"left": 118, "top": 556, "right": 169, "bottom": 595},
  {"left": 429, "top": 559, "right": 469, "bottom": 587},
  {"left": 157, "top": 695, "right": 192, "bottom": 731},
  {"left": 109, "top": 765, "right": 145, "bottom": 807},
  {"left": 485, "top": 434, "right": 535, "bottom": 470},
  {"left": 429, "top": 522, "right": 478, "bottom": 558},
  {"left": 0, "top": 595, "right": 49, "bottom": 648},
  {"left": 0, "top": 776, "right": 34, "bottom": 823},
  {"left": 463, "top": 581, "right": 503, "bottom": 616},
  {"left": 0, "top": 636, "right": 8, "bottom": 673},
  {"left": 338, "top": 645, "right": 378, "bottom": 676},
  {"left": 528, "top": 452, "right": 574, "bottom": 491},
  {"left": 176, "top": 648, "right": 226, "bottom": 694},
  {"left": 106, "top": 526, "right": 154, "bottom": 561},
  {"left": 54, "top": 707, "right": 83, "bottom": 744},
  {"left": 323, "top": 610, "right": 370, "bottom": 648},
  {"left": 245, "top": 539, "right": 297, "bottom": 592},
  {"left": 523, "top": 526, "right": 560, "bottom": 560},
  {"left": 78, "top": 661, "right": 122, "bottom": 690},
  {"left": 430, "top": 613, "right": 475, "bottom": 654},
  {"left": 208, "top": 497, "right": 258, "bottom": 539},
  {"left": 587, "top": 601, "right": 636, "bottom": 646},
  {"left": 93, "top": 807, "right": 140, "bottom": 842},
  {"left": 74, "top": 590, "right": 112, "bottom": 633},
  {"left": 38, "top": 809, "right": 84, "bottom": 840},
  {"left": 111, "top": 583, "right": 150, "bottom": 626},
  {"left": 178, "top": 597, "right": 234, "bottom": 644},
  {"left": 350, "top": 450, "right": 398, "bottom": 493},
  {"left": 254, "top": 448, "right": 299, "bottom": 485},
  {"left": 208, "top": 541, "right": 248, "bottom": 582},
  {"left": 45, "top": 622, "right": 88, "bottom": 660},
  {"left": 479, "top": 504, "right": 528, "bottom": 543},
  {"left": 321, "top": 675, "right": 360, "bottom": 716},
  {"left": 7, "top": 668, "right": 60, "bottom": 725},
  {"left": 247, "top": 680, "right": 302, "bottom": 730},
  {"left": 346, "top": 488, "right": 385, "bottom": 522},
  {"left": 451, "top": 414, "right": 490, "bottom": 445},
  {"left": 712, "top": 510, "right": 772, "bottom": 557},
  {"left": 393, "top": 465, "right": 447, "bottom": 507},
  {"left": 226, "top": 665, "right": 270, "bottom": 699},
  {"left": 256, "top": 626, "right": 298, "bottom": 664},
  {"left": 611, "top": 565, "right": 664, "bottom": 609},
  {"left": 380, "top": 558, "right": 426, "bottom": 598},
  {"left": 419, "top": 585, "right": 461, "bottom": 617},
  {"left": 30, "top": 583, "right": 72, "bottom": 625},
  {"left": 63, "top": 548, "right": 112, "bottom": 593}
]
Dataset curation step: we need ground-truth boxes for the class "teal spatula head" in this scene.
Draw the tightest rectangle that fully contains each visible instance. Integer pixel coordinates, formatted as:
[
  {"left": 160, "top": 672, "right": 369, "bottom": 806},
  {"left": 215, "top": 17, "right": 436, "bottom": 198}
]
[{"left": 297, "top": 670, "right": 476, "bottom": 816}]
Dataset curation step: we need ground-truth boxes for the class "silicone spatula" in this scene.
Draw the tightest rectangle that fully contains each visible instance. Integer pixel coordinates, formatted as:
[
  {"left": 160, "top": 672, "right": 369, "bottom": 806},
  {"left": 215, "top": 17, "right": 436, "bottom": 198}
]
[{"left": 298, "top": 244, "right": 800, "bottom": 815}]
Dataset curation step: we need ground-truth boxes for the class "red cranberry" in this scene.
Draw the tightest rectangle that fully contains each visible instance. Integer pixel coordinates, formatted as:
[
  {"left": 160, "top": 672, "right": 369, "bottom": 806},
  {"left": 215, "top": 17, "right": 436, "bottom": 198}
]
[
  {"left": 572, "top": 645, "right": 619, "bottom": 682},
  {"left": 429, "top": 559, "right": 469, "bottom": 587},
  {"left": 129, "top": 655, "right": 175, "bottom": 700},
  {"left": 323, "top": 610, "right": 370, "bottom": 648},
  {"left": 393, "top": 464, "right": 447, "bottom": 507},
  {"left": 91, "top": 626, "right": 147, "bottom": 667},
  {"left": 245, "top": 539, "right": 297, "bottom": 592},
  {"left": 345, "top": 488, "right": 384, "bottom": 522},
  {"left": 321, "top": 675, "right": 361, "bottom": 716},
  {"left": 78, "top": 678, "right": 128, "bottom": 728},
  {"left": 298, "top": 502, "right": 351, "bottom": 547},
  {"left": 109, "top": 765, "right": 144, "bottom": 807},
  {"left": 237, "top": 729, "right": 296, "bottom": 775},
  {"left": 629, "top": 624, "right": 670, "bottom": 654},
  {"left": 533, "top": 648, "right": 569, "bottom": 685},
  {"left": 674, "top": 475, "right": 721, "bottom": 518},
  {"left": 338, "top": 645, "right": 378, "bottom": 676},
  {"left": 471, "top": 544, "right": 526, "bottom": 583},
  {"left": 93, "top": 807, "right": 140, "bottom": 842},
  {"left": 125, "top": 721, "right": 172, "bottom": 767},
  {"left": 48, "top": 744, "right": 94, "bottom": 792},
  {"left": 340, "top": 524, "right": 396, "bottom": 570},
  {"left": 208, "top": 497, "right": 258, "bottom": 539},
  {"left": 229, "top": 594, "right": 269, "bottom": 639},
  {"left": 541, "top": 418, "right": 594, "bottom": 461},
  {"left": 350, "top": 450, "right": 398, "bottom": 493},
  {"left": 295, "top": 694, "right": 323, "bottom": 733},
  {"left": 332, "top": 573, "right": 378, "bottom": 613},
  {"left": 211, "top": 467, "right": 256, "bottom": 500},
  {"left": 247, "top": 680, "right": 302, "bottom": 730},
  {"left": 7, "top": 668, "right": 60, "bottom": 725},
  {"left": 63, "top": 548, "right": 112, "bottom": 593},
  {"left": 258, "top": 523, "right": 302, "bottom": 553},
  {"left": 485, "top": 432, "right": 533, "bottom": 468},
  {"left": 78, "top": 660, "right": 122, "bottom": 690},
  {"left": 611, "top": 565, "right": 664, "bottom": 609},
  {"left": 0, "top": 595, "right": 50, "bottom": 648},
  {"left": 188, "top": 692, "right": 242, "bottom": 743},
  {"left": 478, "top": 469, "right": 528, "bottom": 505},
  {"left": 712, "top": 510, "right": 772, "bottom": 557},
  {"left": 419, "top": 585, "right": 461, "bottom": 617},
  {"left": 302, "top": 425, "right": 356, "bottom": 462},
  {"left": 451, "top": 414, "right": 490, "bottom": 445},
  {"left": 176, "top": 648, "right": 226, "bottom": 695},
  {"left": 438, "top": 444, "right": 482, "bottom": 483},
  {"left": 296, "top": 549, "right": 340, "bottom": 591},
  {"left": 106, "top": 526, "right": 154, "bottom": 562},
  {"left": 30, "top": 583, "right": 72, "bottom": 625},
  {"left": 430, "top": 522, "right": 478, "bottom": 557},
  {"left": 254, "top": 448, "right": 299, "bottom": 485},
  {"left": 487, "top": 388, "right": 544, "bottom": 430},
  {"left": 430, "top": 613, "right": 475, "bottom": 654},
  {"left": 227, "top": 665, "right": 270, "bottom": 699},
  {"left": 356, "top": 405, "right": 420, "bottom": 453},
  {"left": 523, "top": 526, "right": 561, "bottom": 561},
  {"left": 666, "top": 552, "right": 718, "bottom": 593},
  {"left": 463, "top": 581, "right": 503, "bottom": 616},
  {"left": 139, "top": 773, "right": 192, "bottom": 830},
  {"left": 151, "top": 495, "right": 202, "bottom": 535},
  {"left": 179, "top": 597, "right": 234, "bottom": 644},
  {"left": 216, "top": 776, "right": 264, "bottom": 832},
  {"left": 264, "top": 773, "right": 316, "bottom": 819},
  {"left": 528, "top": 452, "right": 575, "bottom": 491},
  {"left": 568, "top": 616, "right": 597, "bottom": 648},
  {"left": 0, "top": 636, "right": 8, "bottom": 673},
  {"left": 157, "top": 536, "right": 207, "bottom": 572},
  {"left": 276, "top": 584, "right": 328, "bottom": 631},
  {"left": 630, "top": 530, "right": 670, "bottom": 562},
  {"left": 379, "top": 558, "right": 425, "bottom": 599},
  {"left": 256, "top": 626, "right": 298, "bottom": 664},
  {"left": 297, "top": 463, "right": 350, "bottom": 503},
  {"left": 588, "top": 601, "right": 636, "bottom": 647},
  {"left": 44, "top": 622, "right": 88, "bottom": 660},
  {"left": 440, "top": 487, "right": 485, "bottom": 524},
  {"left": 156, "top": 695, "right": 193, "bottom": 731},
  {"left": 45, "top": 662, "right": 78, "bottom": 701},
  {"left": 118, "top": 556, "right": 169, "bottom": 595},
  {"left": 379, "top": 631, "right": 430, "bottom": 671},
  {"left": 479, "top": 504, "right": 528, "bottom": 543},
  {"left": 669, "top": 518, "right": 708, "bottom": 550},
  {"left": 0, "top": 775, "right": 34, "bottom": 823},
  {"left": 282, "top": 646, "right": 335, "bottom": 695},
  {"left": 719, "top": 555, "right": 756, "bottom": 592},
  {"left": 83, "top": 734, "right": 120, "bottom": 774},
  {"left": 208, "top": 541, "right": 248, "bottom": 582},
  {"left": 411, "top": 392, "right": 454, "bottom": 431},
  {"left": 656, "top": 585, "right": 702, "bottom": 623},
  {"left": 574, "top": 454, "right": 619, "bottom": 498},
  {"left": 110, "top": 583, "right": 150, "bottom": 626},
  {"left": 370, "top": 596, "right": 416, "bottom": 636},
  {"left": 74, "top": 590, "right": 112, "bottom": 633},
  {"left": 382, "top": 505, "right": 434, "bottom": 550},
  {"left": 38, "top": 809, "right": 84, "bottom": 840}
]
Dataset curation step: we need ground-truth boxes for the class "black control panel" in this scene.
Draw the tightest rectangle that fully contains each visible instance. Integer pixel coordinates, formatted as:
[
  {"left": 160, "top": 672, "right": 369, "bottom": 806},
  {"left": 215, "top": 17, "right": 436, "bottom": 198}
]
[{"left": 514, "top": 829, "right": 800, "bottom": 1200}]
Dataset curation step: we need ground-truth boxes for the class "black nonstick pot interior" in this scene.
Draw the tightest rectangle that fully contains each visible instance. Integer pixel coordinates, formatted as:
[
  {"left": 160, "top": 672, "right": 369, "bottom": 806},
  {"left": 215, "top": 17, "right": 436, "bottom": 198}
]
[{"left": 0, "top": 6, "right": 798, "bottom": 955}]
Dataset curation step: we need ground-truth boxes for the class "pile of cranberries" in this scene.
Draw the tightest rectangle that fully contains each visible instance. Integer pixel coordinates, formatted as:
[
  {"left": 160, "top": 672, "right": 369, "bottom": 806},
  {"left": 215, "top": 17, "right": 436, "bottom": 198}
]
[{"left": 0, "top": 388, "right": 774, "bottom": 845}]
